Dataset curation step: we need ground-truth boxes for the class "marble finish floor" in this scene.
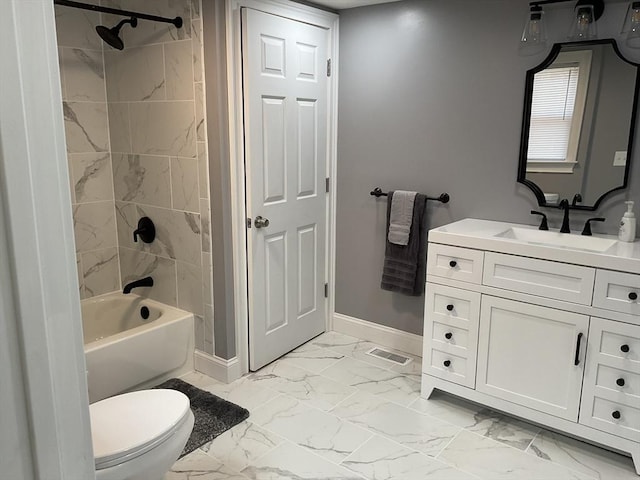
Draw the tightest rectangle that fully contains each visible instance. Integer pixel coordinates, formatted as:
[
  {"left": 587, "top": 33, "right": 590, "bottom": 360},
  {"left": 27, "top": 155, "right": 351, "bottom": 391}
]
[{"left": 165, "top": 331, "right": 638, "bottom": 480}]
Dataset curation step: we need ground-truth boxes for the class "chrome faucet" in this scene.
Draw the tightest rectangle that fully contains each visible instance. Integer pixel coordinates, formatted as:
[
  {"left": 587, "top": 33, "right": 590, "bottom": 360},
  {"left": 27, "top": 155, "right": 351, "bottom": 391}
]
[{"left": 123, "top": 276, "right": 154, "bottom": 294}]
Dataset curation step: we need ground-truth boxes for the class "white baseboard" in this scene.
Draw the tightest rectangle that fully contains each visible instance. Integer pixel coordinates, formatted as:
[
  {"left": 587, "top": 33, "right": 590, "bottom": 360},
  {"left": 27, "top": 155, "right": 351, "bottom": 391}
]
[
  {"left": 194, "top": 351, "right": 242, "bottom": 383},
  {"left": 332, "top": 313, "right": 423, "bottom": 357}
]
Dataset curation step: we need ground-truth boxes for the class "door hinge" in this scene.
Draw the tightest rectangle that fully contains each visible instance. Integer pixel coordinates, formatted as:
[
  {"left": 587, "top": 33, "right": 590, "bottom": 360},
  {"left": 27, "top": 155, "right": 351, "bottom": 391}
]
[
  {"left": 326, "top": 59, "right": 331, "bottom": 77},
  {"left": 324, "top": 283, "right": 329, "bottom": 298},
  {"left": 247, "top": 217, "right": 252, "bottom": 228},
  {"left": 325, "top": 177, "right": 330, "bottom": 193}
]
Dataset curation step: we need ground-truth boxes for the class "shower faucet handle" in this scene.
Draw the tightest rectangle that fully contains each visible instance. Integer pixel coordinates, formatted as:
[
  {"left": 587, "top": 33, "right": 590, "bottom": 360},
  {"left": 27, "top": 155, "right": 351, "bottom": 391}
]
[{"left": 133, "top": 217, "right": 156, "bottom": 243}]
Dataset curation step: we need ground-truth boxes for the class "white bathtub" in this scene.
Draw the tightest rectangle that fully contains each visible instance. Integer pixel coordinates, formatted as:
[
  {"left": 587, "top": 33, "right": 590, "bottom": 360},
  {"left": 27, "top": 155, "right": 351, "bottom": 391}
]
[{"left": 82, "top": 292, "right": 194, "bottom": 403}]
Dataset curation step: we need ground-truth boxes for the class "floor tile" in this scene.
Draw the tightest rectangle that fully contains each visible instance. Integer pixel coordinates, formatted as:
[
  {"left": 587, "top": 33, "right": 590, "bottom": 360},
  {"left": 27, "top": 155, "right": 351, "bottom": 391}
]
[
  {"left": 310, "top": 331, "right": 366, "bottom": 351},
  {"left": 165, "top": 449, "right": 249, "bottom": 480},
  {"left": 409, "top": 392, "right": 540, "bottom": 450},
  {"left": 179, "top": 371, "right": 220, "bottom": 390},
  {"left": 311, "top": 331, "right": 423, "bottom": 380},
  {"left": 201, "top": 421, "right": 284, "bottom": 472},
  {"left": 526, "top": 430, "right": 638, "bottom": 480},
  {"left": 175, "top": 332, "right": 638, "bottom": 480},
  {"left": 250, "top": 394, "right": 373, "bottom": 463},
  {"left": 203, "top": 376, "right": 281, "bottom": 411},
  {"left": 278, "top": 342, "right": 345, "bottom": 373},
  {"left": 332, "top": 390, "right": 461, "bottom": 457},
  {"left": 341, "top": 435, "right": 479, "bottom": 480},
  {"left": 241, "top": 441, "right": 364, "bottom": 479},
  {"left": 246, "top": 361, "right": 356, "bottom": 411},
  {"left": 439, "top": 430, "right": 596, "bottom": 480},
  {"left": 322, "top": 357, "right": 421, "bottom": 406}
]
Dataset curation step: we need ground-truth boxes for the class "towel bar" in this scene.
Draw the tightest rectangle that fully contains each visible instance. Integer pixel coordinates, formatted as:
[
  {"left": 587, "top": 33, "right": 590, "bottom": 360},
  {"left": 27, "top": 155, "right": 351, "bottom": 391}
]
[{"left": 370, "top": 187, "right": 450, "bottom": 204}]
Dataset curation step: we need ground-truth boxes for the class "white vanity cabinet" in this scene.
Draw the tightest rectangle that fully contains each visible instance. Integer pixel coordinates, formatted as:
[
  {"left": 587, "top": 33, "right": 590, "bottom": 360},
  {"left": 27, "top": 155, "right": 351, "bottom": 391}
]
[{"left": 422, "top": 219, "right": 640, "bottom": 475}]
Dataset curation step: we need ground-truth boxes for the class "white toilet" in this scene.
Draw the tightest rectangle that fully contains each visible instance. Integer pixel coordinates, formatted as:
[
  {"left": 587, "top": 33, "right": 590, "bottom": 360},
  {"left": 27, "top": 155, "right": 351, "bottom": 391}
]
[{"left": 90, "top": 389, "right": 195, "bottom": 480}]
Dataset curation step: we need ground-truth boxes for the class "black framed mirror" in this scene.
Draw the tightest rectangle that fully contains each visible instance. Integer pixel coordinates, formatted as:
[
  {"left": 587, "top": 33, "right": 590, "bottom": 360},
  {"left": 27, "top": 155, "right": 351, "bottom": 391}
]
[{"left": 518, "top": 39, "right": 640, "bottom": 210}]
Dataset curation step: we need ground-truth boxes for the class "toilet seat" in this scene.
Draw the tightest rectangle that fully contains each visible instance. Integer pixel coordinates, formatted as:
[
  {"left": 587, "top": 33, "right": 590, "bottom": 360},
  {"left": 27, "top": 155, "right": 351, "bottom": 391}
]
[{"left": 90, "top": 389, "right": 191, "bottom": 470}]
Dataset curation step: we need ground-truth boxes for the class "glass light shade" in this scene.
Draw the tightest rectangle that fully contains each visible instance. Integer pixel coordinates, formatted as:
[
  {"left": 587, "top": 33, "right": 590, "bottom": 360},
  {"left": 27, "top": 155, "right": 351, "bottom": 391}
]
[
  {"left": 568, "top": 4, "right": 597, "bottom": 40},
  {"left": 520, "top": 7, "right": 548, "bottom": 54},
  {"left": 622, "top": 1, "right": 640, "bottom": 48}
]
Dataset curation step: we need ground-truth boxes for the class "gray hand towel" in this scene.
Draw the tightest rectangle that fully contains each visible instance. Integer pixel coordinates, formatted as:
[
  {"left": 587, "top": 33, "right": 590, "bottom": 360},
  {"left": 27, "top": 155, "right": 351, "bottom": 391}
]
[
  {"left": 388, "top": 190, "right": 417, "bottom": 245},
  {"left": 381, "top": 192, "right": 428, "bottom": 296}
]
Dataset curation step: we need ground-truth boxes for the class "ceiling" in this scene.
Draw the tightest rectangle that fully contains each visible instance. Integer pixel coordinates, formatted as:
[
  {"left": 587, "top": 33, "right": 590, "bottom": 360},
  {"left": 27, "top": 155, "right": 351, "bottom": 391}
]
[{"left": 308, "top": 0, "right": 402, "bottom": 10}]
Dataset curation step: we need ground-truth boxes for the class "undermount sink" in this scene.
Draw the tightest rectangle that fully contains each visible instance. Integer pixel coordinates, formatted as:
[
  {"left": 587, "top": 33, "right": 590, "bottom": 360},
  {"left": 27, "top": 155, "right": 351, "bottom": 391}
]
[{"left": 495, "top": 227, "right": 618, "bottom": 253}]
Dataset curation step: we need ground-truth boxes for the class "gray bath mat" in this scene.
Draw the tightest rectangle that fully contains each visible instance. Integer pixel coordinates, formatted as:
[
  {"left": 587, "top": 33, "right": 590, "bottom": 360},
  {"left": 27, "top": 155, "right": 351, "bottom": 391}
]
[{"left": 155, "top": 378, "right": 249, "bottom": 457}]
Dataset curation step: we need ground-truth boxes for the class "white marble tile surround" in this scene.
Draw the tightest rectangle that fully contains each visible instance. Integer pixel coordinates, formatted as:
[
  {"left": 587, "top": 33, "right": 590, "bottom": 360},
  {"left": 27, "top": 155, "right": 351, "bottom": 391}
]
[
  {"left": 169, "top": 331, "right": 639, "bottom": 480},
  {"left": 56, "top": 5, "right": 118, "bottom": 301},
  {"left": 55, "top": 0, "right": 212, "bottom": 353}
]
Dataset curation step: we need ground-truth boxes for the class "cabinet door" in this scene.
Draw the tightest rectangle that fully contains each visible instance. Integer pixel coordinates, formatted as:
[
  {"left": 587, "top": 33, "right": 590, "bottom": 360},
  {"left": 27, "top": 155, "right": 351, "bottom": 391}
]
[{"left": 477, "top": 296, "right": 589, "bottom": 421}]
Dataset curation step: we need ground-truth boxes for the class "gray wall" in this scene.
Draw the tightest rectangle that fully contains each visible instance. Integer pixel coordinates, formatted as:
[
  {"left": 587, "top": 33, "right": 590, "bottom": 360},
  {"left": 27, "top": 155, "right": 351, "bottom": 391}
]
[
  {"left": 203, "top": 0, "right": 237, "bottom": 359},
  {"left": 335, "top": 0, "right": 640, "bottom": 335}
]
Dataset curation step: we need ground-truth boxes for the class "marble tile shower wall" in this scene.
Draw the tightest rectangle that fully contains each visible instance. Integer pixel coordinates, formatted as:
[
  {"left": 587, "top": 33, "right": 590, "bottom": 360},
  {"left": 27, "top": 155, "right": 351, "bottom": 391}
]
[
  {"left": 55, "top": 0, "right": 213, "bottom": 354},
  {"left": 55, "top": 5, "right": 119, "bottom": 300}
]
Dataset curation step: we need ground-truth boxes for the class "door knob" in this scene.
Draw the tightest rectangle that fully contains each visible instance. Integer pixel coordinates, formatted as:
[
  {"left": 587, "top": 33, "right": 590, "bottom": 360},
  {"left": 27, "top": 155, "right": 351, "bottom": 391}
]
[{"left": 254, "top": 216, "right": 270, "bottom": 229}]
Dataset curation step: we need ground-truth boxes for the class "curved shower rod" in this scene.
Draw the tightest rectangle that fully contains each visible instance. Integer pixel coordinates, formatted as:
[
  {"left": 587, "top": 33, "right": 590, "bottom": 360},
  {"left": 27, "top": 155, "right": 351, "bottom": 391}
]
[{"left": 53, "top": 0, "right": 183, "bottom": 28}]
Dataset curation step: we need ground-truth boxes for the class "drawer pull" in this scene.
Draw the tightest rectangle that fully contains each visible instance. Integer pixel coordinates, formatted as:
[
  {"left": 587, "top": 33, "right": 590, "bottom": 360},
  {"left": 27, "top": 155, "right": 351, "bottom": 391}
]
[
  {"left": 445, "top": 332, "right": 453, "bottom": 340},
  {"left": 616, "top": 378, "right": 626, "bottom": 387},
  {"left": 621, "top": 344, "right": 630, "bottom": 353},
  {"left": 446, "top": 304, "right": 454, "bottom": 311},
  {"left": 443, "top": 360, "right": 451, "bottom": 367},
  {"left": 449, "top": 260, "right": 457, "bottom": 268},
  {"left": 574, "top": 332, "right": 583, "bottom": 366},
  {"left": 612, "top": 410, "right": 621, "bottom": 420},
  {"left": 629, "top": 292, "right": 638, "bottom": 301}
]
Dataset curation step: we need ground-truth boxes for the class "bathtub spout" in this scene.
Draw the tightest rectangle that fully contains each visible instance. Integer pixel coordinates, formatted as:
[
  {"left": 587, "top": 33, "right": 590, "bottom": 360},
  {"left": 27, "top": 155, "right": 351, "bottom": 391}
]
[{"left": 123, "top": 276, "right": 154, "bottom": 294}]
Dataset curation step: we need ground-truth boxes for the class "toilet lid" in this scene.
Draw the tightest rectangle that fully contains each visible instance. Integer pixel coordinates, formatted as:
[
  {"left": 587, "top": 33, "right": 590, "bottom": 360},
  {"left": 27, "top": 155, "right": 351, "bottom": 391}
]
[{"left": 90, "top": 389, "right": 190, "bottom": 469}]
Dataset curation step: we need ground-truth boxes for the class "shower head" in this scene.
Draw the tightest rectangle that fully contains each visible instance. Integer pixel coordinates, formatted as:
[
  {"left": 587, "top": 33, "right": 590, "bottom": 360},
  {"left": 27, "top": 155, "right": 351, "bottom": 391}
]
[{"left": 96, "top": 17, "right": 137, "bottom": 50}]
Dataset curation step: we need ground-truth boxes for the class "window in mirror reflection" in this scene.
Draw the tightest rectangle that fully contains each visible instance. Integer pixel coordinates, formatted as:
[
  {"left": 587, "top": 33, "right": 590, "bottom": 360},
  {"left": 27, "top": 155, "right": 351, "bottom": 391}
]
[{"left": 528, "top": 50, "right": 592, "bottom": 173}]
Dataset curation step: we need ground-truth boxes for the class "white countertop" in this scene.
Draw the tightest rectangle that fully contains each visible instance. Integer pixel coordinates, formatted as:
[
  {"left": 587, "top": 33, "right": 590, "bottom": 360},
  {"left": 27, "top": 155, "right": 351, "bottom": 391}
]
[{"left": 428, "top": 218, "right": 640, "bottom": 274}]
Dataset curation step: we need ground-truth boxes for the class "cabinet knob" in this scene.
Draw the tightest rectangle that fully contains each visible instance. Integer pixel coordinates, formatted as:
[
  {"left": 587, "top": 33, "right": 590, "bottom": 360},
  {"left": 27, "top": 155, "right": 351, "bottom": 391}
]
[
  {"left": 449, "top": 260, "right": 457, "bottom": 268},
  {"left": 629, "top": 292, "right": 638, "bottom": 301},
  {"left": 616, "top": 378, "right": 625, "bottom": 387},
  {"left": 621, "top": 344, "right": 630, "bottom": 353},
  {"left": 612, "top": 410, "right": 621, "bottom": 420},
  {"left": 445, "top": 332, "right": 453, "bottom": 340},
  {"left": 443, "top": 360, "right": 451, "bottom": 367},
  {"left": 446, "top": 304, "right": 454, "bottom": 311}
]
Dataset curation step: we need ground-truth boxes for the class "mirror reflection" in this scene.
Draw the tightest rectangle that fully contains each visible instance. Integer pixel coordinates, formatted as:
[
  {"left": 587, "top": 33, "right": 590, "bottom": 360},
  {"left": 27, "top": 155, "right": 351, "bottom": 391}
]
[{"left": 518, "top": 40, "right": 639, "bottom": 210}]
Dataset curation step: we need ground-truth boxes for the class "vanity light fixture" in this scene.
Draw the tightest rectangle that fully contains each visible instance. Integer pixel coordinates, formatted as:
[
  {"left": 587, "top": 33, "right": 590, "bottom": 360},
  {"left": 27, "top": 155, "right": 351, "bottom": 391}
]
[
  {"left": 520, "top": 0, "right": 605, "bottom": 51},
  {"left": 521, "top": 4, "right": 548, "bottom": 54},
  {"left": 622, "top": 1, "right": 640, "bottom": 48},
  {"left": 567, "top": 2, "right": 598, "bottom": 40}
]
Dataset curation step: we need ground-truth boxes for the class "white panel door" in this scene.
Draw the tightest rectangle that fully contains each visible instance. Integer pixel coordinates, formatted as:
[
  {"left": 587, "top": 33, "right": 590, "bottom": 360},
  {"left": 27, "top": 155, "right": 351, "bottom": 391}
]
[
  {"left": 477, "top": 296, "right": 589, "bottom": 421},
  {"left": 242, "top": 8, "right": 328, "bottom": 370}
]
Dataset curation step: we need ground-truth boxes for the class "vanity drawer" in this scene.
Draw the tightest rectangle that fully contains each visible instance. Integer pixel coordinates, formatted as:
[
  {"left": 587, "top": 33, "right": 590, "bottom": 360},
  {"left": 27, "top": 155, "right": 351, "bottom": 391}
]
[
  {"left": 423, "top": 284, "right": 479, "bottom": 389},
  {"left": 425, "top": 348, "right": 474, "bottom": 388},
  {"left": 425, "top": 283, "right": 481, "bottom": 330},
  {"left": 482, "top": 252, "right": 595, "bottom": 305},
  {"left": 592, "top": 363, "right": 640, "bottom": 401},
  {"left": 431, "top": 321, "right": 471, "bottom": 351},
  {"left": 587, "top": 317, "right": 640, "bottom": 364},
  {"left": 427, "top": 244, "right": 484, "bottom": 284},
  {"left": 593, "top": 270, "right": 640, "bottom": 317},
  {"left": 579, "top": 396, "right": 640, "bottom": 441}
]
